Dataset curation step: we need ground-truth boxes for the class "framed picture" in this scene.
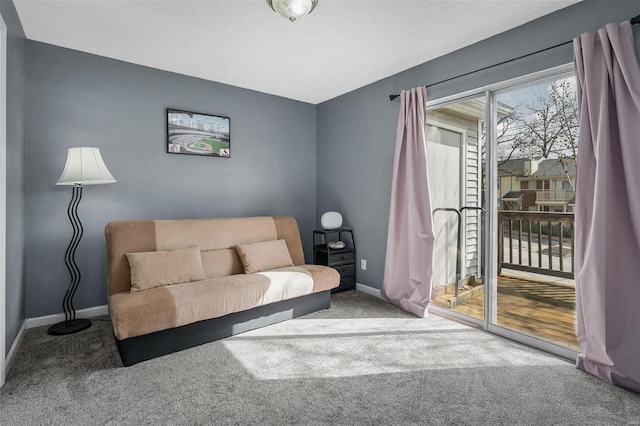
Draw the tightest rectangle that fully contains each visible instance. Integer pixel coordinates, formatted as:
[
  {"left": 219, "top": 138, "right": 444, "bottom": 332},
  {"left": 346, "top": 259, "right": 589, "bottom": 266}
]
[{"left": 167, "top": 108, "right": 231, "bottom": 157}]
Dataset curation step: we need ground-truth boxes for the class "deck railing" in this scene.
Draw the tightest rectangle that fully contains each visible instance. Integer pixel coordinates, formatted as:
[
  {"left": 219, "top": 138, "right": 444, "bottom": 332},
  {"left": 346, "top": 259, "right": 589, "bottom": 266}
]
[
  {"left": 498, "top": 211, "right": 574, "bottom": 279},
  {"left": 535, "top": 190, "right": 574, "bottom": 202}
]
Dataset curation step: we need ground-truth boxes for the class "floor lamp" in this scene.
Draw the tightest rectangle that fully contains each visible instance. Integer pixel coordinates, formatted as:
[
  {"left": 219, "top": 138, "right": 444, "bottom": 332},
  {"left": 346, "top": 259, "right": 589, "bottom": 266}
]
[{"left": 48, "top": 147, "right": 116, "bottom": 336}]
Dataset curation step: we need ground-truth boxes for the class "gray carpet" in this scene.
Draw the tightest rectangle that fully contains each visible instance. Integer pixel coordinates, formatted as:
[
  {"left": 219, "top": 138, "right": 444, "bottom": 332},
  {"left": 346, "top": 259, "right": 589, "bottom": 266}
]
[{"left": 1, "top": 291, "right": 639, "bottom": 425}]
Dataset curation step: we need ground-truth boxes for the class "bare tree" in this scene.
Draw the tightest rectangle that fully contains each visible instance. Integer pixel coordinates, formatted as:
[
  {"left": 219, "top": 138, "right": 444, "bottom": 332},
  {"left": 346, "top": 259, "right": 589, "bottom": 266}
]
[{"left": 495, "top": 78, "right": 579, "bottom": 189}]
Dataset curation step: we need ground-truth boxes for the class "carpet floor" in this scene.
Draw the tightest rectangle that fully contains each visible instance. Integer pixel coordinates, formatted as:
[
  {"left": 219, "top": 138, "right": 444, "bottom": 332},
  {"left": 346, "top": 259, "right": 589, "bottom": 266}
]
[{"left": 1, "top": 291, "right": 639, "bottom": 425}]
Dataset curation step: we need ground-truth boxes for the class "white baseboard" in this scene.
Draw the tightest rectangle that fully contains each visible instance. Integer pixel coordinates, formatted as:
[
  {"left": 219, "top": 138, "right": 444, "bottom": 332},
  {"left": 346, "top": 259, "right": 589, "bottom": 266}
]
[
  {"left": 26, "top": 305, "right": 109, "bottom": 329},
  {"left": 5, "top": 320, "right": 26, "bottom": 374},
  {"left": 355, "top": 283, "right": 384, "bottom": 299}
]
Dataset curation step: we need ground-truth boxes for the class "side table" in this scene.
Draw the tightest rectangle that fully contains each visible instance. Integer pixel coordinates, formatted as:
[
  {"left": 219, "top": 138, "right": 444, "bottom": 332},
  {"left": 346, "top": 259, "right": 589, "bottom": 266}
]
[{"left": 313, "top": 228, "right": 356, "bottom": 293}]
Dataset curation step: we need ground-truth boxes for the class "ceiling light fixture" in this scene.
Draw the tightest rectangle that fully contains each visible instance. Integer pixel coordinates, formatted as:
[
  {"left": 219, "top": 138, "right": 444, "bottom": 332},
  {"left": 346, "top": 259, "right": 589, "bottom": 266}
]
[{"left": 267, "top": 0, "right": 318, "bottom": 22}]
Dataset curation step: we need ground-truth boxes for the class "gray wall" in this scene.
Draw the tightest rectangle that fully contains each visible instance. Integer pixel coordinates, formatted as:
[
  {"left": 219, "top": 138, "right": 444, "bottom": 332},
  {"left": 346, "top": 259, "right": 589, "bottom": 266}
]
[
  {"left": 26, "top": 42, "right": 316, "bottom": 317},
  {"left": 1, "top": 0, "right": 26, "bottom": 356},
  {"left": 316, "top": 1, "right": 640, "bottom": 290}
]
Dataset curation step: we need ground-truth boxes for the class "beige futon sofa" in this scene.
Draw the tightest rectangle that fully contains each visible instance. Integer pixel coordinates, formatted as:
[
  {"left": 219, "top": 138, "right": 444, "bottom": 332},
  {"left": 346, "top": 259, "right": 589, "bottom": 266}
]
[{"left": 106, "top": 216, "right": 339, "bottom": 365}]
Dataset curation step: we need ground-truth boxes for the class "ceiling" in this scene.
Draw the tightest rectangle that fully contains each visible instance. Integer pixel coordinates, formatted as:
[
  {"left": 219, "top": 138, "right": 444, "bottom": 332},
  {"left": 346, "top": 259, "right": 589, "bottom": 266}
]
[{"left": 14, "top": 0, "right": 580, "bottom": 104}]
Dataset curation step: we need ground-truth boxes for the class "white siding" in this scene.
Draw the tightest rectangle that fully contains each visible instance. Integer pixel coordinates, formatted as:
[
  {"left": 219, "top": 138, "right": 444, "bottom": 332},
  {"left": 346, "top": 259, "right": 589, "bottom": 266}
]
[
  {"left": 465, "top": 126, "right": 481, "bottom": 278},
  {"left": 427, "top": 109, "right": 483, "bottom": 285}
]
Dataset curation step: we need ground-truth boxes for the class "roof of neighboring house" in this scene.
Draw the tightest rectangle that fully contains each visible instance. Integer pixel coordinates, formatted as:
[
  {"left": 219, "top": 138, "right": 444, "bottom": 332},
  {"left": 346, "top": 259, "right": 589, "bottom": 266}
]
[
  {"left": 502, "top": 191, "right": 524, "bottom": 200},
  {"left": 531, "top": 158, "right": 577, "bottom": 178},
  {"left": 498, "top": 159, "right": 528, "bottom": 177},
  {"left": 498, "top": 158, "right": 577, "bottom": 179}
]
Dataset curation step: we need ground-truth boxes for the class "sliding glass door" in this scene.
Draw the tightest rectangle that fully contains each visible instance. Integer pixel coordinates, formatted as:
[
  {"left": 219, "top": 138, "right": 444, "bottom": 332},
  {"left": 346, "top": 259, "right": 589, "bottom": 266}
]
[
  {"left": 427, "top": 65, "right": 579, "bottom": 357},
  {"left": 489, "top": 72, "right": 579, "bottom": 351}
]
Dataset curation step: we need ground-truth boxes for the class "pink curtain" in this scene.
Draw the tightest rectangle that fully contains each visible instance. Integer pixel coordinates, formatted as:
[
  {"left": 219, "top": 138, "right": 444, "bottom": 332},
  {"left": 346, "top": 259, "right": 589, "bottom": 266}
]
[
  {"left": 574, "top": 21, "right": 640, "bottom": 392},
  {"left": 382, "top": 87, "right": 434, "bottom": 317}
]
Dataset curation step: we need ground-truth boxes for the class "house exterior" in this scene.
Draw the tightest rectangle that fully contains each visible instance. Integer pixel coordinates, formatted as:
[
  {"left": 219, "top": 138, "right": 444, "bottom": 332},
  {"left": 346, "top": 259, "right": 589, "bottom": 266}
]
[
  {"left": 498, "top": 158, "right": 576, "bottom": 212},
  {"left": 426, "top": 99, "right": 511, "bottom": 286},
  {"left": 426, "top": 100, "right": 483, "bottom": 287}
]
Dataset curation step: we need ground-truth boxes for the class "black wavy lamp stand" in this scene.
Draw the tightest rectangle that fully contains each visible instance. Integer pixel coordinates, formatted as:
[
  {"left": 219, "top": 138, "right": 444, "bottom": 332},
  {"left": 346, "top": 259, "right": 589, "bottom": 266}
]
[
  {"left": 48, "top": 184, "right": 91, "bottom": 335},
  {"left": 48, "top": 147, "right": 116, "bottom": 336}
]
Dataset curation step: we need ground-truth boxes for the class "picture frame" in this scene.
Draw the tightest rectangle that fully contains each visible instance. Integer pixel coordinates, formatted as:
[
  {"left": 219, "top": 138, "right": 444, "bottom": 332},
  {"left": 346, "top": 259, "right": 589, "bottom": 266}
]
[{"left": 167, "top": 108, "right": 231, "bottom": 157}]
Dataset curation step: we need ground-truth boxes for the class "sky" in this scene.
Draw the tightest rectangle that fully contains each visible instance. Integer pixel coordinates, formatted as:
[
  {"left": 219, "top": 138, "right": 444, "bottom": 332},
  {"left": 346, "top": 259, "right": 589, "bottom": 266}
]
[{"left": 497, "top": 74, "right": 576, "bottom": 111}]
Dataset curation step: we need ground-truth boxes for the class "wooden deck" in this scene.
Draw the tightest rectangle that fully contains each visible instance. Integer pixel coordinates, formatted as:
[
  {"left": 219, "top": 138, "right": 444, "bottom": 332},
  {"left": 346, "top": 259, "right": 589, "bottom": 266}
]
[{"left": 431, "top": 273, "right": 578, "bottom": 349}]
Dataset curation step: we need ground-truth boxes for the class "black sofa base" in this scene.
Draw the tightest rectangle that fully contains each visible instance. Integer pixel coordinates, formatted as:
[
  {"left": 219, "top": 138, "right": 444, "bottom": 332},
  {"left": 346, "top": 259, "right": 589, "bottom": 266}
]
[{"left": 114, "top": 290, "right": 331, "bottom": 366}]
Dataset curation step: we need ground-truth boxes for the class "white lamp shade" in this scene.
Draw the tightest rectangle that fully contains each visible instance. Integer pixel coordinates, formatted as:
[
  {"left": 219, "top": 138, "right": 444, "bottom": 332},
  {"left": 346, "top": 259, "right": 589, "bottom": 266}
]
[
  {"left": 268, "top": 0, "right": 318, "bottom": 22},
  {"left": 321, "top": 211, "right": 343, "bottom": 230},
  {"left": 56, "top": 147, "right": 116, "bottom": 186}
]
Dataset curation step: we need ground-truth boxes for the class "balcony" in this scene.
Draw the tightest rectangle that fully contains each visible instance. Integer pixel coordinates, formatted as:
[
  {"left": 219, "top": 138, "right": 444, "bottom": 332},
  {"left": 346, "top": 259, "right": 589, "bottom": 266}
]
[
  {"left": 432, "top": 273, "right": 577, "bottom": 348},
  {"left": 535, "top": 190, "right": 575, "bottom": 204},
  {"left": 431, "top": 211, "right": 578, "bottom": 349},
  {"left": 499, "top": 211, "right": 574, "bottom": 278}
]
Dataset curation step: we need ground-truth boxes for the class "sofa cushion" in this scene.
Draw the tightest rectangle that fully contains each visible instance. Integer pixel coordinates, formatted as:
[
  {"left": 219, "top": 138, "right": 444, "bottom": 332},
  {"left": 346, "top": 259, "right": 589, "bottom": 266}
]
[
  {"left": 109, "top": 288, "right": 177, "bottom": 340},
  {"left": 255, "top": 267, "right": 314, "bottom": 304},
  {"left": 201, "top": 248, "right": 244, "bottom": 278},
  {"left": 296, "top": 265, "right": 341, "bottom": 293},
  {"left": 154, "top": 217, "right": 278, "bottom": 251},
  {"left": 166, "top": 267, "right": 313, "bottom": 327},
  {"left": 126, "top": 246, "right": 206, "bottom": 292},
  {"left": 235, "top": 239, "right": 294, "bottom": 273},
  {"left": 110, "top": 267, "right": 319, "bottom": 339},
  {"left": 273, "top": 216, "right": 305, "bottom": 265}
]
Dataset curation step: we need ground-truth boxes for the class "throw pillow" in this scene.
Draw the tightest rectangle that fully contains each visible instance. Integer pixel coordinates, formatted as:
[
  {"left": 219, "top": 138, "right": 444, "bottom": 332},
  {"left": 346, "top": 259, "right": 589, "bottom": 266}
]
[
  {"left": 126, "top": 246, "right": 206, "bottom": 292},
  {"left": 235, "top": 239, "right": 294, "bottom": 274}
]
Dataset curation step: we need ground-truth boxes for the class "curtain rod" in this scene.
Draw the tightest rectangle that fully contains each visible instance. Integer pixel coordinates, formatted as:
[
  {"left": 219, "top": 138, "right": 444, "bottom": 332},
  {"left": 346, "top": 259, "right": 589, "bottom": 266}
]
[{"left": 389, "top": 13, "right": 640, "bottom": 101}]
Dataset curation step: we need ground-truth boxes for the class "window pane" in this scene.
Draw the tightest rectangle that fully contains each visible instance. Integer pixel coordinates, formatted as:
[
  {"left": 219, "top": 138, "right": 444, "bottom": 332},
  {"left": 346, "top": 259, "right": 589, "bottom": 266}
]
[
  {"left": 427, "top": 96, "right": 486, "bottom": 322},
  {"left": 493, "top": 75, "right": 578, "bottom": 349}
]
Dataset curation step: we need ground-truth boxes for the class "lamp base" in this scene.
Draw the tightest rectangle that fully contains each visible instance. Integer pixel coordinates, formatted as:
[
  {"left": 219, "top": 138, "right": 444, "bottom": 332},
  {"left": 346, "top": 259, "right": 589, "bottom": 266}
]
[{"left": 47, "top": 318, "right": 91, "bottom": 335}]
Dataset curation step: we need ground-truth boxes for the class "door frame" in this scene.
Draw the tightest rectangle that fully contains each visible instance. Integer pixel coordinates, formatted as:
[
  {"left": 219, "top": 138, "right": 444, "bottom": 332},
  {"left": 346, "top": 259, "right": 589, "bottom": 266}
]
[
  {"left": 426, "top": 63, "right": 579, "bottom": 361},
  {"left": 0, "top": 14, "right": 7, "bottom": 387}
]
